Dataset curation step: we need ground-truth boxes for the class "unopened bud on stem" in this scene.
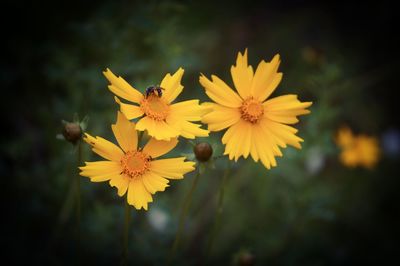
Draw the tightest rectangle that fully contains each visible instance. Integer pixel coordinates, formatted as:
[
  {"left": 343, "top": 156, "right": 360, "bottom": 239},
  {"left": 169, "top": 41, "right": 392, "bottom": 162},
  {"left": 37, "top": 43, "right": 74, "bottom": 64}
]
[
  {"left": 193, "top": 142, "right": 213, "bottom": 162},
  {"left": 62, "top": 122, "right": 82, "bottom": 144}
]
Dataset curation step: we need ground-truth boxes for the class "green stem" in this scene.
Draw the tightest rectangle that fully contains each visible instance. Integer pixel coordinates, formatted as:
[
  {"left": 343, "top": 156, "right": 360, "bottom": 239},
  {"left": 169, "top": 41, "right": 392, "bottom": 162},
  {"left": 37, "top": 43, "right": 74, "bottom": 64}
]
[
  {"left": 121, "top": 199, "right": 131, "bottom": 266},
  {"left": 206, "top": 165, "right": 231, "bottom": 256},
  {"left": 76, "top": 140, "right": 82, "bottom": 261},
  {"left": 77, "top": 140, "right": 82, "bottom": 222},
  {"left": 120, "top": 131, "right": 144, "bottom": 266},
  {"left": 169, "top": 169, "right": 201, "bottom": 264}
]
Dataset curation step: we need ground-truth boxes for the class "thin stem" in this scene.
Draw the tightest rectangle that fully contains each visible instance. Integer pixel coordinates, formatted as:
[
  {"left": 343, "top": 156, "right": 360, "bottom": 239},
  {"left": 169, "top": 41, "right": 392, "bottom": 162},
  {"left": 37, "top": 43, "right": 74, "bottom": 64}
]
[
  {"left": 120, "top": 132, "right": 144, "bottom": 266},
  {"left": 121, "top": 199, "right": 131, "bottom": 266},
  {"left": 76, "top": 140, "right": 82, "bottom": 224},
  {"left": 169, "top": 169, "right": 201, "bottom": 264},
  {"left": 206, "top": 165, "right": 231, "bottom": 256},
  {"left": 75, "top": 140, "right": 82, "bottom": 262}
]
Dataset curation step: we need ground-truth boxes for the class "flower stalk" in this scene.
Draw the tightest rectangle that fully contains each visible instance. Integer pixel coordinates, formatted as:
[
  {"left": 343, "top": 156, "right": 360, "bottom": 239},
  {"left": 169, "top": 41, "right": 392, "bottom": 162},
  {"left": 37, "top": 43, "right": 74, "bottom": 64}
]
[
  {"left": 121, "top": 198, "right": 131, "bottom": 266},
  {"left": 169, "top": 169, "right": 201, "bottom": 263},
  {"left": 207, "top": 165, "right": 231, "bottom": 256},
  {"left": 75, "top": 138, "right": 82, "bottom": 262}
]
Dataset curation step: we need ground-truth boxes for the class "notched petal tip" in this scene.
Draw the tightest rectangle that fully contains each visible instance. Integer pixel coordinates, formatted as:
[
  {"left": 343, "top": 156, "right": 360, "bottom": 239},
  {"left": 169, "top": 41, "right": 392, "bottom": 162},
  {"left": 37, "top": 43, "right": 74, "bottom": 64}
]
[
  {"left": 102, "top": 67, "right": 111, "bottom": 75},
  {"left": 102, "top": 68, "right": 115, "bottom": 81},
  {"left": 273, "top": 54, "right": 281, "bottom": 60},
  {"left": 83, "top": 133, "right": 94, "bottom": 144},
  {"left": 237, "top": 48, "right": 249, "bottom": 61},
  {"left": 303, "top": 101, "right": 313, "bottom": 109},
  {"left": 199, "top": 73, "right": 207, "bottom": 82}
]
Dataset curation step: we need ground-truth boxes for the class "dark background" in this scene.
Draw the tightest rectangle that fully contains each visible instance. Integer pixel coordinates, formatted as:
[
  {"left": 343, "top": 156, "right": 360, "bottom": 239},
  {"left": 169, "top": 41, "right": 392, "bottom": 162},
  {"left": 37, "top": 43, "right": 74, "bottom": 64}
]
[{"left": 2, "top": 1, "right": 399, "bottom": 265}]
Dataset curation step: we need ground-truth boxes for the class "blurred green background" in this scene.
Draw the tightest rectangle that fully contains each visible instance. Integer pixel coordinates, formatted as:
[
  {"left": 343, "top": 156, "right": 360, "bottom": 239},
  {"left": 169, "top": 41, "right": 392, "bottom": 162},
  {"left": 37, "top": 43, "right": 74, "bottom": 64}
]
[{"left": 3, "top": 1, "right": 400, "bottom": 265}]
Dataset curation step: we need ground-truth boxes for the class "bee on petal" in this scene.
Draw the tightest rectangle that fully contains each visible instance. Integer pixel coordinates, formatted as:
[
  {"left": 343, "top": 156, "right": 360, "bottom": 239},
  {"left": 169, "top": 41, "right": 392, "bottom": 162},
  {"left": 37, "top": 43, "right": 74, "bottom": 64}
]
[
  {"left": 145, "top": 86, "right": 165, "bottom": 98},
  {"left": 103, "top": 68, "right": 210, "bottom": 141}
]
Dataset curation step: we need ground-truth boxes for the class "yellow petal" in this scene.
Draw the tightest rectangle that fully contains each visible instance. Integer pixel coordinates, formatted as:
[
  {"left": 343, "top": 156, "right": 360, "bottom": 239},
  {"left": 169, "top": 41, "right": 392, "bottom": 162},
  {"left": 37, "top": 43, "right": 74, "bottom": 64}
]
[
  {"left": 263, "top": 94, "right": 298, "bottom": 105},
  {"left": 262, "top": 118, "right": 303, "bottom": 149},
  {"left": 252, "top": 123, "right": 277, "bottom": 169},
  {"left": 222, "top": 120, "right": 245, "bottom": 161},
  {"left": 340, "top": 150, "right": 358, "bottom": 167},
  {"left": 221, "top": 120, "right": 240, "bottom": 144},
  {"left": 263, "top": 95, "right": 312, "bottom": 124},
  {"left": 83, "top": 133, "right": 124, "bottom": 161},
  {"left": 264, "top": 113, "right": 299, "bottom": 124},
  {"left": 160, "top": 68, "right": 184, "bottom": 103},
  {"left": 143, "top": 138, "right": 178, "bottom": 158},
  {"left": 336, "top": 127, "right": 354, "bottom": 148},
  {"left": 264, "top": 97, "right": 312, "bottom": 111},
  {"left": 250, "top": 128, "right": 259, "bottom": 162},
  {"left": 199, "top": 74, "right": 243, "bottom": 108},
  {"left": 251, "top": 54, "right": 282, "bottom": 102},
  {"left": 202, "top": 102, "right": 241, "bottom": 131},
  {"left": 223, "top": 120, "right": 252, "bottom": 161},
  {"left": 79, "top": 161, "right": 122, "bottom": 178},
  {"left": 89, "top": 174, "right": 120, "bottom": 183},
  {"left": 230, "top": 49, "right": 254, "bottom": 99},
  {"left": 179, "top": 121, "right": 209, "bottom": 139},
  {"left": 136, "top": 117, "right": 179, "bottom": 141},
  {"left": 170, "top": 100, "right": 211, "bottom": 121},
  {"left": 111, "top": 112, "right": 138, "bottom": 152},
  {"left": 358, "top": 136, "right": 380, "bottom": 168},
  {"left": 109, "top": 175, "right": 130, "bottom": 196},
  {"left": 127, "top": 179, "right": 153, "bottom": 210},
  {"left": 103, "top": 68, "right": 143, "bottom": 103},
  {"left": 141, "top": 171, "right": 170, "bottom": 194},
  {"left": 114, "top": 97, "right": 144, "bottom": 120},
  {"left": 241, "top": 122, "right": 252, "bottom": 159},
  {"left": 151, "top": 158, "right": 195, "bottom": 179},
  {"left": 258, "top": 121, "right": 284, "bottom": 156}
]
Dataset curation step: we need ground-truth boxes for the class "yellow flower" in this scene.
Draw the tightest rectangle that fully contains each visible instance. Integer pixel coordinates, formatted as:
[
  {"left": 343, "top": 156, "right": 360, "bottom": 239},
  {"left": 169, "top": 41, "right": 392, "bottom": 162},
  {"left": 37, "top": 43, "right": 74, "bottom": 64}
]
[
  {"left": 336, "top": 127, "right": 380, "bottom": 169},
  {"left": 199, "top": 49, "right": 312, "bottom": 169},
  {"left": 103, "top": 68, "right": 209, "bottom": 141},
  {"left": 79, "top": 112, "right": 195, "bottom": 210}
]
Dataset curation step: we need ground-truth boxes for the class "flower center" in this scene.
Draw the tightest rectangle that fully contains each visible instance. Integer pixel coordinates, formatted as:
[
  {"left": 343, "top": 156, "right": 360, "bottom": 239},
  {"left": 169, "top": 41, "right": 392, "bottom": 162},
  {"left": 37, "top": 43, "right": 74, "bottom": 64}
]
[
  {"left": 240, "top": 97, "right": 264, "bottom": 123},
  {"left": 140, "top": 95, "right": 169, "bottom": 121},
  {"left": 120, "top": 151, "right": 151, "bottom": 179}
]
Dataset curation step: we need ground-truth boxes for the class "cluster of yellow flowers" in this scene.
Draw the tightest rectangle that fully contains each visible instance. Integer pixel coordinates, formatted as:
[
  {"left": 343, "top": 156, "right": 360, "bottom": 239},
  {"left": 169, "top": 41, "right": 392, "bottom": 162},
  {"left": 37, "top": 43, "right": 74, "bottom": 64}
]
[
  {"left": 79, "top": 50, "right": 313, "bottom": 210},
  {"left": 336, "top": 127, "right": 380, "bottom": 169}
]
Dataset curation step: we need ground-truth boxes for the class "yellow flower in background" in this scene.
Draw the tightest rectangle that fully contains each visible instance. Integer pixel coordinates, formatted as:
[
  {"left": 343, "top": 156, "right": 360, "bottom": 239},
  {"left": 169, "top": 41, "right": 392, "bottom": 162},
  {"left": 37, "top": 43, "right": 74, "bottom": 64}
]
[
  {"left": 79, "top": 112, "right": 195, "bottom": 210},
  {"left": 200, "top": 49, "right": 312, "bottom": 169},
  {"left": 103, "top": 68, "right": 209, "bottom": 141},
  {"left": 336, "top": 127, "right": 380, "bottom": 169}
]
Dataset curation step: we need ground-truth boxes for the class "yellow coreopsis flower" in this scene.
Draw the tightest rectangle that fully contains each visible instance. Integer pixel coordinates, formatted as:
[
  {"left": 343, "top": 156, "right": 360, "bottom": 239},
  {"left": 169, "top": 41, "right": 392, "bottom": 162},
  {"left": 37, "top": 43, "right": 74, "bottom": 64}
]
[
  {"left": 199, "top": 49, "right": 312, "bottom": 169},
  {"left": 79, "top": 112, "right": 195, "bottom": 210},
  {"left": 336, "top": 127, "right": 380, "bottom": 169},
  {"left": 103, "top": 68, "right": 209, "bottom": 141}
]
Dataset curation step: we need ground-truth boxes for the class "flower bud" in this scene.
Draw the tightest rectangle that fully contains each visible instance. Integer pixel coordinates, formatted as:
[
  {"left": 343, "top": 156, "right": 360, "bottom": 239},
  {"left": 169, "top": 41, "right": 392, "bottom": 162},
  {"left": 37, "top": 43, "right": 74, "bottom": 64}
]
[
  {"left": 193, "top": 142, "right": 213, "bottom": 162},
  {"left": 62, "top": 122, "right": 82, "bottom": 144}
]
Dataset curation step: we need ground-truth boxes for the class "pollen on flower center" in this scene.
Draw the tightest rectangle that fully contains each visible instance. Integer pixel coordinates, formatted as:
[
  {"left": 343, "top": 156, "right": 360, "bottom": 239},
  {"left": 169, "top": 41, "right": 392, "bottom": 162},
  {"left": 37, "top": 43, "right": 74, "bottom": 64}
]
[
  {"left": 240, "top": 97, "right": 264, "bottom": 123},
  {"left": 140, "top": 95, "right": 169, "bottom": 121},
  {"left": 121, "top": 150, "right": 151, "bottom": 179}
]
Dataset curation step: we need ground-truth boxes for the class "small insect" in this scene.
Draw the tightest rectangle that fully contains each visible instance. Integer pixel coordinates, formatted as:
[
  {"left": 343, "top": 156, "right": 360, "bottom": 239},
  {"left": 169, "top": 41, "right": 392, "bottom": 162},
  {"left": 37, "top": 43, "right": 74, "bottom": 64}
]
[{"left": 145, "top": 86, "right": 165, "bottom": 98}]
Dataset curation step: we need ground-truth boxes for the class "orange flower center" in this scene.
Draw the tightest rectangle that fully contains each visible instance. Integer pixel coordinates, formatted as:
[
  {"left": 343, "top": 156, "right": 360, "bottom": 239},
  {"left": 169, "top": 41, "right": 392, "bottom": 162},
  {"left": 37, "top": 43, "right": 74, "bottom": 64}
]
[
  {"left": 120, "top": 150, "right": 151, "bottom": 179},
  {"left": 140, "top": 95, "right": 169, "bottom": 121},
  {"left": 240, "top": 97, "right": 264, "bottom": 123}
]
